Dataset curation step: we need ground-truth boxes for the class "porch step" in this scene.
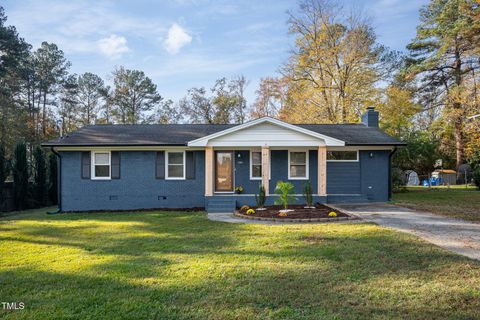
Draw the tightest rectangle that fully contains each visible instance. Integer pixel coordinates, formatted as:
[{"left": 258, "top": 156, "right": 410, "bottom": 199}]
[{"left": 206, "top": 198, "right": 236, "bottom": 213}]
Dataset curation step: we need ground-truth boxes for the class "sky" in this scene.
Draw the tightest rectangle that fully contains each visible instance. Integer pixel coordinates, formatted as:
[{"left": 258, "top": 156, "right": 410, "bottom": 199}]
[{"left": 3, "top": 0, "right": 429, "bottom": 104}]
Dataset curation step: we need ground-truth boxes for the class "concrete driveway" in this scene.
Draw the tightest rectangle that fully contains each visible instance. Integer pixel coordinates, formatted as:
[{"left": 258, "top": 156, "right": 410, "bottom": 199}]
[{"left": 334, "top": 203, "right": 480, "bottom": 261}]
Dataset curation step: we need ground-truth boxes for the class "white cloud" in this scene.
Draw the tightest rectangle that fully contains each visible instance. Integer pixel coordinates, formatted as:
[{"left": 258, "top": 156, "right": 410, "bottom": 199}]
[
  {"left": 97, "top": 35, "right": 130, "bottom": 59},
  {"left": 164, "top": 23, "right": 192, "bottom": 54}
]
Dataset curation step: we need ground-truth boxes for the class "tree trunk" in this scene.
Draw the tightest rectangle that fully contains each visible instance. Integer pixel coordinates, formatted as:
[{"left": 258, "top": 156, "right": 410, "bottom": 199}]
[
  {"left": 42, "top": 90, "right": 47, "bottom": 137},
  {"left": 453, "top": 45, "right": 464, "bottom": 169}
]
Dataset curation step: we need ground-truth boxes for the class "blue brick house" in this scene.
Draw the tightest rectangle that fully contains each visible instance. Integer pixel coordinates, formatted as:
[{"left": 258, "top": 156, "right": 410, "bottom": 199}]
[{"left": 43, "top": 107, "right": 405, "bottom": 212}]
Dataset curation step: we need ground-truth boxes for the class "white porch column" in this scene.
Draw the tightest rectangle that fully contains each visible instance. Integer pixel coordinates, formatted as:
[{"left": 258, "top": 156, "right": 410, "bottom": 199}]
[
  {"left": 261, "top": 145, "right": 270, "bottom": 196},
  {"left": 205, "top": 146, "right": 213, "bottom": 196},
  {"left": 318, "top": 146, "right": 327, "bottom": 196}
]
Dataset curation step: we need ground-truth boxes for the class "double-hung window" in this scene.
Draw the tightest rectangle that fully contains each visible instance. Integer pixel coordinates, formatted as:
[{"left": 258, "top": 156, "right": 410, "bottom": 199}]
[
  {"left": 288, "top": 151, "right": 308, "bottom": 179},
  {"left": 166, "top": 151, "right": 185, "bottom": 179},
  {"left": 250, "top": 151, "right": 262, "bottom": 180},
  {"left": 92, "top": 151, "right": 111, "bottom": 180}
]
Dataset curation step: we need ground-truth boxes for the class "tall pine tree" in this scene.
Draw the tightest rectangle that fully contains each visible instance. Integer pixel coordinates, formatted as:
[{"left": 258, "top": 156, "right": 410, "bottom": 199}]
[{"left": 406, "top": 0, "right": 480, "bottom": 168}]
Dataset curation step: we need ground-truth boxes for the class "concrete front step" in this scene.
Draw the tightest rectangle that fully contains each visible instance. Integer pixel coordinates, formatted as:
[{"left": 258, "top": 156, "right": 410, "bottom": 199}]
[{"left": 206, "top": 198, "right": 236, "bottom": 213}]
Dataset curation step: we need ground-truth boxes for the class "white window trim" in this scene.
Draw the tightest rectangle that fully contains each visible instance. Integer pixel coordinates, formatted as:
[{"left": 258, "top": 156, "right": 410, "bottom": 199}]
[
  {"left": 91, "top": 150, "right": 111, "bottom": 180},
  {"left": 326, "top": 150, "right": 359, "bottom": 162},
  {"left": 249, "top": 150, "right": 271, "bottom": 180},
  {"left": 165, "top": 150, "right": 186, "bottom": 180},
  {"left": 288, "top": 150, "right": 309, "bottom": 180}
]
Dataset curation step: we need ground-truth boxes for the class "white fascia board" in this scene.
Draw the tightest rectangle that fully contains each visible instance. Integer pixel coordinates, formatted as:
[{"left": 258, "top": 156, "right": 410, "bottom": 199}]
[{"left": 187, "top": 117, "right": 345, "bottom": 147}]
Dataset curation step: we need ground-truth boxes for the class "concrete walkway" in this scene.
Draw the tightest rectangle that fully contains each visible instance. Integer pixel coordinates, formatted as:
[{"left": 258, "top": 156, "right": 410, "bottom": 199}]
[
  {"left": 207, "top": 212, "right": 362, "bottom": 225},
  {"left": 208, "top": 212, "right": 273, "bottom": 224},
  {"left": 334, "top": 203, "right": 480, "bottom": 261}
]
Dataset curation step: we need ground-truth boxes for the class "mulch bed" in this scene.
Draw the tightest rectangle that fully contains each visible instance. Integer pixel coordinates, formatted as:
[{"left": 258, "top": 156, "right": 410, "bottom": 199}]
[{"left": 236, "top": 203, "right": 351, "bottom": 220}]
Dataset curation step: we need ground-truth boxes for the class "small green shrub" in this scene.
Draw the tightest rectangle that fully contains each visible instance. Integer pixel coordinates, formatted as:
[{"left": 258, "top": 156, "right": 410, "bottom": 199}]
[
  {"left": 303, "top": 180, "right": 313, "bottom": 207},
  {"left": 255, "top": 184, "right": 266, "bottom": 208},
  {"left": 392, "top": 167, "right": 406, "bottom": 192},
  {"left": 274, "top": 181, "right": 297, "bottom": 210},
  {"left": 246, "top": 209, "right": 255, "bottom": 215}
]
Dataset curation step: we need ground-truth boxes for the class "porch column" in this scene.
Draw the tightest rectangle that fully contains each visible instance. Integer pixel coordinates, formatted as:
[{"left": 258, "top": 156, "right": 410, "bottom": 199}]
[
  {"left": 261, "top": 145, "right": 270, "bottom": 196},
  {"left": 205, "top": 146, "right": 213, "bottom": 196},
  {"left": 318, "top": 146, "right": 327, "bottom": 196}
]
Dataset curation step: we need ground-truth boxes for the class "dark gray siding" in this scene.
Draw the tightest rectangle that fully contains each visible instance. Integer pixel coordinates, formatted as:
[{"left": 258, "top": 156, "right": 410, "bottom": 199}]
[
  {"left": 327, "top": 162, "right": 361, "bottom": 194},
  {"left": 268, "top": 150, "right": 318, "bottom": 195},
  {"left": 360, "top": 150, "right": 390, "bottom": 201},
  {"left": 231, "top": 150, "right": 318, "bottom": 196},
  {"left": 326, "top": 150, "right": 390, "bottom": 202},
  {"left": 59, "top": 148, "right": 391, "bottom": 211},
  {"left": 60, "top": 151, "right": 205, "bottom": 211}
]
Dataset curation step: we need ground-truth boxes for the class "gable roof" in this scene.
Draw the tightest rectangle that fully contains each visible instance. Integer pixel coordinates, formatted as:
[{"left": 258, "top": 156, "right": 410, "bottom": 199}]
[
  {"left": 42, "top": 120, "right": 405, "bottom": 147},
  {"left": 187, "top": 117, "right": 345, "bottom": 147}
]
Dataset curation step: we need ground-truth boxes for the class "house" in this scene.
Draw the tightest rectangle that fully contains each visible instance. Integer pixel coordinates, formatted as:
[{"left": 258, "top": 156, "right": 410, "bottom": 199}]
[{"left": 42, "top": 107, "right": 405, "bottom": 212}]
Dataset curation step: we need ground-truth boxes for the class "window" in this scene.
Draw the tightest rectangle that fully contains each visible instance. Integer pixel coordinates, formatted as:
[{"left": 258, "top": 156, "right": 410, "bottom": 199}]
[
  {"left": 250, "top": 151, "right": 262, "bottom": 179},
  {"left": 327, "top": 151, "right": 358, "bottom": 161},
  {"left": 166, "top": 151, "right": 185, "bottom": 179},
  {"left": 288, "top": 151, "right": 308, "bottom": 179},
  {"left": 92, "top": 151, "right": 111, "bottom": 180}
]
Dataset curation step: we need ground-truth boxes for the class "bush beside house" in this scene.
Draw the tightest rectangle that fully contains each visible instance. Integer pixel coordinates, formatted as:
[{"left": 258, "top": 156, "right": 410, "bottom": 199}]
[{"left": 0, "top": 142, "right": 57, "bottom": 212}]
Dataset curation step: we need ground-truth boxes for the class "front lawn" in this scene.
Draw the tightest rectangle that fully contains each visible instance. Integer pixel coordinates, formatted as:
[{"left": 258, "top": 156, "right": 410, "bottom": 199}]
[
  {"left": 393, "top": 187, "right": 480, "bottom": 222},
  {"left": 1, "top": 208, "right": 479, "bottom": 319}
]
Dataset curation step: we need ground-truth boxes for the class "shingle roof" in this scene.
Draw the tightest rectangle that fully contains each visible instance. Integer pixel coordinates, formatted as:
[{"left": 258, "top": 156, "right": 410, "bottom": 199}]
[{"left": 42, "top": 123, "right": 405, "bottom": 147}]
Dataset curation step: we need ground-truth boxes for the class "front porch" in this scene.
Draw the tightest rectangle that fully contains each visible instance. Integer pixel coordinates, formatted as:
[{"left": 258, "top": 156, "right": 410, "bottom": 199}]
[{"left": 203, "top": 148, "right": 329, "bottom": 212}]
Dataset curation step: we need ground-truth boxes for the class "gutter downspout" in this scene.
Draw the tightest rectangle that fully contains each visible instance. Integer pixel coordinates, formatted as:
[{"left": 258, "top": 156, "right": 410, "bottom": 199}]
[
  {"left": 47, "top": 147, "right": 62, "bottom": 214},
  {"left": 388, "top": 147, "right": 397, "bottom": 201}
]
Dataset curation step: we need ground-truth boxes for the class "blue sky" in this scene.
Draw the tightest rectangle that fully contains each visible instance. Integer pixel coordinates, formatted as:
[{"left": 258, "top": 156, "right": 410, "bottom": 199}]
[{"left": 3, "top": 0, "right": 429, "bottom": 104}]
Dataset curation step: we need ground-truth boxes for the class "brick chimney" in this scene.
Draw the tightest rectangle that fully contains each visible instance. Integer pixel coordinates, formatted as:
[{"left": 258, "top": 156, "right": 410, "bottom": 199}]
[{"left": 361, "top": 106, "right": 379, "bottom": 127}]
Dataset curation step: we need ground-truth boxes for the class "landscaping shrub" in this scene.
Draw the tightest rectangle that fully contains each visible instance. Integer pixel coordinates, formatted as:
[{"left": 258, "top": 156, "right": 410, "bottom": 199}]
[
  {"left": 274, "top": 181, "right": 296, "bottom": 210},
  {"left": 239, "top": 205, "right": 249, "bottom": 213},
  {"left": 303, "top": 180, "right": 313, "bottom": 207},
  {"left": 473, "top": 167, "right": 480, "bottom": 190},
  {"left": 328, "top": 211, "right": 337, "bottom": 217},
  {"left": 33, "top": 146, "right": 47, "bottom": 206},
  {"left": 255, "top": 184, "right": 266, "bottom": 208},
  {"left": 392, "top": 167, "right": 406, "bottom": 192},
  {"left": 13, "top": 141, "right": 28, "bottom": 210},
  {"left": 48, "top": 153, "right": 58, "bottom": 205},
  {"left": 246, "top": 209, "right": 255, "bottom": 215},
  {"left": 0, "top": 144, "right": 7, "bottom": 209}
]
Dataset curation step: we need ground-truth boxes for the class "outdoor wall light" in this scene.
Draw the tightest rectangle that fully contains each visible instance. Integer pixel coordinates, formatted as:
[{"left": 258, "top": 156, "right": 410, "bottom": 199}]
[{"left": 369, "top": 152, "right": 374, "bottom": 158}]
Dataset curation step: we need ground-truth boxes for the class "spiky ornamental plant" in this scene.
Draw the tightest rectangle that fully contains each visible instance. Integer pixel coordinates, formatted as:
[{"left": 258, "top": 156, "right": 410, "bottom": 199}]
[
  {"left": 303, "top": 180, "right": 314, "bottom": 207},
  {"left": 13, "top": 142, "right": 28, "bottom": 210},
  {"left": 255, "top": 184, "right": 266, "bottom": 208},
  {"left": 274, "top": 181, "right": 297, "bottom": 210},
  {"left": 33, "top": 146, "right": 47, "bottom": 206},
  {"left": 48, "top": 153, "right": 58, "bottom": 205}
]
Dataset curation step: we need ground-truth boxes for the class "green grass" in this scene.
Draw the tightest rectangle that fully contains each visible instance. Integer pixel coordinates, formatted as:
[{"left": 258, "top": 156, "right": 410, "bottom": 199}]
[
  {"left": 393, "top": 187, "right": 480, "bottom": 222},
  {"left": 1, "top": 208, "right": 480, "bottom": 319}
]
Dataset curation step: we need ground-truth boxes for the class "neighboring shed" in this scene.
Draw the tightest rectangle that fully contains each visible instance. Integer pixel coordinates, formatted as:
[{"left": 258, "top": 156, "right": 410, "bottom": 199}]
[
  {"left": 432, "top": 169, "right": 457, "bottom": 185},
  {"left": 403, "top": 170, "right": 419, "bottom": 186}
]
